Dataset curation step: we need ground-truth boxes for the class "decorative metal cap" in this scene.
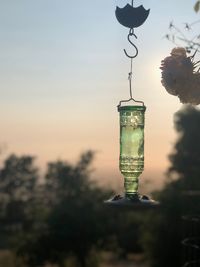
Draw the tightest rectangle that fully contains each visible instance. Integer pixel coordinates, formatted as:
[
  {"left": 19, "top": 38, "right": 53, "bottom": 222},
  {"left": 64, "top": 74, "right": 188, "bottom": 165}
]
[{"left": 115, "top": 4, "right": 150, "bottom": 29}]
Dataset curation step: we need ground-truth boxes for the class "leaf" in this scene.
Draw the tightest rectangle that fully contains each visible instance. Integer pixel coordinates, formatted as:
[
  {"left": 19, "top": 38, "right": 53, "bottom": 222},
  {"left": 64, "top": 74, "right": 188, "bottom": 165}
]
[{"left": 194, "top": 1, "right": 200, "bottom": 13}]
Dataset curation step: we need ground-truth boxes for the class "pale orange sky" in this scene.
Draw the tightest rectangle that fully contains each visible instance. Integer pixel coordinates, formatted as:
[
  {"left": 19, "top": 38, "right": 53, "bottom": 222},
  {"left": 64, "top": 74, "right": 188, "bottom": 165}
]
[{"left": 0, "top": 0, "right": 199, "bottom": 193}]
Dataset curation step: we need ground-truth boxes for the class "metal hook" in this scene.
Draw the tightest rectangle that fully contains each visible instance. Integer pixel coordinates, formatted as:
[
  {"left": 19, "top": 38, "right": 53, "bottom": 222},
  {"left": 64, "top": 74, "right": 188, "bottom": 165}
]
[{"left": 124, "top": 31, "right": 138, "bottom": 59}]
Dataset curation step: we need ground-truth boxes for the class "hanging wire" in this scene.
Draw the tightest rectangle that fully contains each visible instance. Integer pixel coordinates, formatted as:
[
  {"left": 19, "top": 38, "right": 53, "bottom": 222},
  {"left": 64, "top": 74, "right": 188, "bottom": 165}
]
[
  {"left": 127, "top": 50, "right": 144, "bottom": 105},
  {"left": 129, "top": 58, "right": 133, "bottom": 99},
  {"left": 118, "top": 28, "right": 144, "bottom": 109}
]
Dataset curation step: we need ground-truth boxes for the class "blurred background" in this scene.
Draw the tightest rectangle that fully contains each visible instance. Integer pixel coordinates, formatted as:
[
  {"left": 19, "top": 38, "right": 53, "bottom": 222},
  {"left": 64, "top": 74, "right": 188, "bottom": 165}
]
[{"left": 0, "top": 0, "right": 200, "bottom": 266}]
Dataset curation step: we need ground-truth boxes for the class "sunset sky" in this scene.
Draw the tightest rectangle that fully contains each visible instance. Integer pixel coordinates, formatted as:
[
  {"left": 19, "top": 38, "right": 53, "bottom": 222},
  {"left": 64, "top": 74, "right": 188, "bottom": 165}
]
[{"left": 0, "top": 0, "right": 199, "bottom": 192}]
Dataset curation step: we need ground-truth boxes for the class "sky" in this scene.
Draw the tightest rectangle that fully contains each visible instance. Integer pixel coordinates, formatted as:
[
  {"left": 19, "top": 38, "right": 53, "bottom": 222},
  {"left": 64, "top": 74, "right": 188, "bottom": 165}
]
[{"left": 0, "top": 0, "right": 199, "bottom": 193}]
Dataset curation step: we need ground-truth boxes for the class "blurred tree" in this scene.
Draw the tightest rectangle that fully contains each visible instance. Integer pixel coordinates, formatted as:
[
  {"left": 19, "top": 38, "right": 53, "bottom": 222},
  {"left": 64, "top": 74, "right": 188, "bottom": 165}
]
[
  {"left": 15, "top": 151, "right": 114, "bottom": 267},
  {"left": 0, "top": 154, "right": 39, "bottom": 249},
  {"left": 140, "top": 105, "right": 200, "bottom": 267},
  {"left": 0, "top": 151, "right": 144, "bottom": 267},
  {"left": 0, "top": 154, "right": 38, "bottom": 201},
  {"left": 111, "top": 212, "right": 143, "bottom": 258},
  {"left": 168, "top": 106, "right": 200, "bottom": 190}
]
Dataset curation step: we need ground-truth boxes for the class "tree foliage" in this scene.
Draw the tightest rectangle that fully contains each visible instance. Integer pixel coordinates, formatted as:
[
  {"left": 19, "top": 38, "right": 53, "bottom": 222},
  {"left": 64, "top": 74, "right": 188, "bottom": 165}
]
[
  {"left": 140, "top": 105, "right": 200, "bottom": 267},
  {"left": 0, "top": 151, "right": 144, "bottom": 267},
  {"left": 0, "top": 155, "right": 39, "bottom": 249},
  {"left": 168, "top": 106, "right": 200, "bottom": 189}
]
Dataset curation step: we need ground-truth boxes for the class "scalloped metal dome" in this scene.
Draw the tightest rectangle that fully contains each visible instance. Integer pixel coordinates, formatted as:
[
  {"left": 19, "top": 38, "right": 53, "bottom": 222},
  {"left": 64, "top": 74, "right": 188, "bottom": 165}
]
[{"left": 115, "top": 4, "right": 150, "bottom": 29}]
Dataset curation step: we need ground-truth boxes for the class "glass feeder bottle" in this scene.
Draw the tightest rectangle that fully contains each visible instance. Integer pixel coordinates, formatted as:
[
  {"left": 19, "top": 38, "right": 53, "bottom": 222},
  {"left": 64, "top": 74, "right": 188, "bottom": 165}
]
[{"left": 118, "top": 105, "right": 146, "bottom": 199}]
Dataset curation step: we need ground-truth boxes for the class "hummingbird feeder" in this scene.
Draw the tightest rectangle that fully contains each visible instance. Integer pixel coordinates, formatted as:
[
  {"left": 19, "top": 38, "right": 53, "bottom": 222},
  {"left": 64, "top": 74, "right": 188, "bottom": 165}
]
[{"left": 105, "top": 0, "right": 158, "bottom": 207}]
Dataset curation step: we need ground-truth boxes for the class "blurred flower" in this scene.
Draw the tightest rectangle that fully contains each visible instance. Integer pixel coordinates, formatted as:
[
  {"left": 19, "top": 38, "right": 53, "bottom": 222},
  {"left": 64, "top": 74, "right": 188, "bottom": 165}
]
[{"left": 160, "top": 47, "right": 200, "bottom": 105}]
